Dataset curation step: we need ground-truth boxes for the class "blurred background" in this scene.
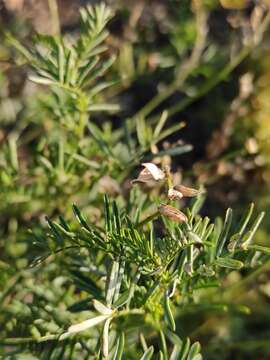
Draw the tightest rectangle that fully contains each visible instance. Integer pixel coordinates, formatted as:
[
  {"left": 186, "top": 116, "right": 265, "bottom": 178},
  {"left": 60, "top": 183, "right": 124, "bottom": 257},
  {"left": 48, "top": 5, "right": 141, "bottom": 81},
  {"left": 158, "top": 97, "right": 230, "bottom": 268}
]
[{"left": 1, "top": 0, "right": 270, "bottom": 358}]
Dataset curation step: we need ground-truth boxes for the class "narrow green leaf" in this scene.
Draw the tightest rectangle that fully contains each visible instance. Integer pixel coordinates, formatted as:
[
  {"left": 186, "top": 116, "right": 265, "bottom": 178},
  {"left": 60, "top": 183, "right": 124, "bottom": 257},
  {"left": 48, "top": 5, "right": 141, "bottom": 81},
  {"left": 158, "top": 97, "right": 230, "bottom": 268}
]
[
  {"left": 112, "top": 200, "right": 121, "bottom": 234},
  {"left": 203, "top": 223, "right": 214, "bottom": 242},
  {"left": 88, "top": 103, "right": 120, "bottom": 112},
  {"left": 187, "top": 232, "right": 202, "bottom": 244},
  {"left": 52, "top": 221, "right": 75, "bottom": 238},
  {"left": 209, "top": 217, "right": 222, "bottom": 262},
  {"left": 237, "top": 203, "right": 254, "bottom": 236},
  {"left": 102, "top": 318, "right": 111, "bottom": 358},
  {"left": 153, "top": 110, "right": 168, "bottom": 138},
  {"left": 72, "top": 204, "right": 91, "bottom": 231},
  {"left": 106, "top": 261, "right": 119, "bottom": 306},
  {"left": 216, "top": 208, "right": 233, "bottom": 257},
  {"left": 164, "top": 293, "right": 176, "bottom": 331},
  {"left": 89, "top": 81, "right": 116, "bottom": 97},
  {"left": 165, "top": 330, "right": 182, "bottom": 347},
  {"left": 198, "top": 217, "right": 210, "bottom": 238},
  {"left": 192, "top": 355, "right": 202, "bottom": 360},
  {"left": 8, "top": 135, "right": 19, "bottom": 171},
  {"left": 227, "top": 233, "right": 241, "bottom": 252},
  {"left": 57, "top": 43, "right": 65, "bottom": 83},
  {"left": 187, "top": 342, "right": 201, "bottom": 360},
  {"left": 214, "top": 257, "right": 243, "bottom": 270},
  {"left": 159, "top": 330, "right": 168, "bottom": 360},
  {"left": 151, "top": 145, "right": 192, "bottom": 158},
  {"left": 59, "top": 215, "right": 70, "bottom": 231},
  {"left": 170, "top": 345, "right": 181, "bottom": 360},
  {"left": 191, "top": 195, "right": 206, "bottom": 217},
  {"left": 83, "top": 52, "right": 115, "bottom": 86},
  {"left": 155, "top": 122, "right": 185, "bottom": 143},
  {"left": 77, "top": 57, "right": 99, "bottom": 86},
  {"left": 64, "top": 48, "right": 72, "bottom": 84},
  {"left": 67, "top": 297, "right": 92, "bottom": 312},
  {"left": 241, "top": 212, "right": 265, "bottom": 249},
  {"left": 29, "top": 75, "right": 55, "bottom": 85},
  {"left": 88, "top": 123, "right": 112, "bottom": 156},
  {"left": 39, "top": 156, "right": 54, "bottom": 171},
  {"left": 104, "top": 194, "right": 111, "bottom": 232},
  {"left": 158, "top": 351, "right": 165, "bottom": 360},
  {"left": 140, "top": 346, "right": 154, "bottom": 360},
  {"left": 60, "top": 315, "right": 108, "bottom": 339},
  {"left": 248, "top": 244, "right": 270, "bottom": 255},
  {"left": 45, "top": 217, "right": 63, "bottom": 244},
  {"left": 149, "top": 224, "right": 154, "bottom": 256},
  {"left": 113, "top": 290, "right": 130, "bottom": 308},
  {"left": 177, "top": 251, "right": 187, "bottom": 278},
  {"left": 140, "top": 332, "right": 148, "bottom": 352},
  {"left": 178, "top": 337, "right": 190, "bottom": 360},
  {"left": 69, "top": 270, "right": 102, "bottom": 297},
  {"left": 113, "top": 332, "right": 125, "bottom": 360},
  {"left": 136, "top": 116, "right": 148, "bottom": 148},
  {"left": 113, "top": 260, "right": 125, "bottom": 303},
  {"left": 36, "top": 68, "right": 56, "bottom": 81},
  {"left": 93, "top": 300, "right": 113, "bottom": 315},
  {"left": 72, "top": 153, "right": 100, "bottom": 169}
]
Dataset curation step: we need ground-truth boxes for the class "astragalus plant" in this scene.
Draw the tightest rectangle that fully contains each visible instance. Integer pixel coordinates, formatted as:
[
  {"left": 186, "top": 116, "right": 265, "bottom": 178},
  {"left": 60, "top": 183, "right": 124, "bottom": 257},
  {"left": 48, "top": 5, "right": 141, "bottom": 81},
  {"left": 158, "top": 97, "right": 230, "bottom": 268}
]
[{"left": 1, "top": 2, "right": 270, "bottom": 359}]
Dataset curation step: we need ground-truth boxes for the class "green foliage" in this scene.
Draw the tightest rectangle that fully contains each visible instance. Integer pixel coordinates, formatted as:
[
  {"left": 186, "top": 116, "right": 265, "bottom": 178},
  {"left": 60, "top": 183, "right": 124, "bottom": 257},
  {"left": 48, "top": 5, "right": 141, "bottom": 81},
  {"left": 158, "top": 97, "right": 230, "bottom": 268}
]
[
  {"left": 0, "top": 190, "right": 267, "bottom": 358},
  {"left": 7, "top": 3, "right": 117, "bottom": 137}
]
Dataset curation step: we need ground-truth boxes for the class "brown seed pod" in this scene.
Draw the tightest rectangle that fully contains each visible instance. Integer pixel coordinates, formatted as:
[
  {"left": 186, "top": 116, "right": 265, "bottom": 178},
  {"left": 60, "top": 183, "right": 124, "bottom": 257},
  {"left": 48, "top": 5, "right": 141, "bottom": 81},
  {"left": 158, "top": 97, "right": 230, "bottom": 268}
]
[
  {"left": 158, "top": 204, "right": 187, "bottom": 223},
  {"left": 173, "top": 184, "right": 200, "bottom": 197}
]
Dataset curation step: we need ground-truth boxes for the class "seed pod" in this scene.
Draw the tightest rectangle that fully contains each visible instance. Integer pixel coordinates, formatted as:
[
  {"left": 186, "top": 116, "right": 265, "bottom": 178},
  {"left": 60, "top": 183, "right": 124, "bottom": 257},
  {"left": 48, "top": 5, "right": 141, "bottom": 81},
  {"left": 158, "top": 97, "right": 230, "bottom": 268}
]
[
  {"left": 174, "top": 184, "right": 200, "bottom": 197},
  {"left": 158, "top": 204, "right": 187, "bottom": 222}
]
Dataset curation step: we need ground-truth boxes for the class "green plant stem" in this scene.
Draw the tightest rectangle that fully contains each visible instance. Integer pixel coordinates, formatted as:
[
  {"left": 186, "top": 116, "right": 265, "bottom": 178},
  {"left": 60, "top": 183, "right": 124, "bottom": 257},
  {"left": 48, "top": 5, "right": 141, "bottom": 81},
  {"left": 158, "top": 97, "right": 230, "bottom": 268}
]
[
  {"left": 164, "top": 47, "right": 251, "bottom": 119},
  {"left": 1, "top": 334, "right": 59, "bottom": 345},
  {"left": 0, "top": 310, "right": 144, "bottom": 347},
  {"left": 117, "top": 309, "right": 145, "bottom": 318},
  {"left": 77, "top": 111, "right": 88, "bottom": 138},
  {"left": 133, "top": 7, "right": 208, "bottom": 121}
]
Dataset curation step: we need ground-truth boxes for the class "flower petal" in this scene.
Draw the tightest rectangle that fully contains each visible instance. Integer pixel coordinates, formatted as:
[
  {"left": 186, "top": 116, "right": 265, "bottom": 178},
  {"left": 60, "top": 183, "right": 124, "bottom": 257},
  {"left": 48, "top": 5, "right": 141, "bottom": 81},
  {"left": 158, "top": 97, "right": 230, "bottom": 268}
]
[
  {"left": 142, "top": 163, "right": 165, "bottom": 181},
  {"left": 131, "top": 168, "right": 154, "bottom": 184}
]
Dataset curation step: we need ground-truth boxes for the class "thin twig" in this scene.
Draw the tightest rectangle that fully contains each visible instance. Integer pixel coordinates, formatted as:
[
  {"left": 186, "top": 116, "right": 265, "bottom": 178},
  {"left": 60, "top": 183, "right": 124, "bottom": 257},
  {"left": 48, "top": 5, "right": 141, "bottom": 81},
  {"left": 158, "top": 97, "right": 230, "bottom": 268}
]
[
  {"left": 132, "top": 5, "right": 208, "bottom": 120},
  {"left": 48, "top": 0, "right": 61, "bottom": 36}
]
